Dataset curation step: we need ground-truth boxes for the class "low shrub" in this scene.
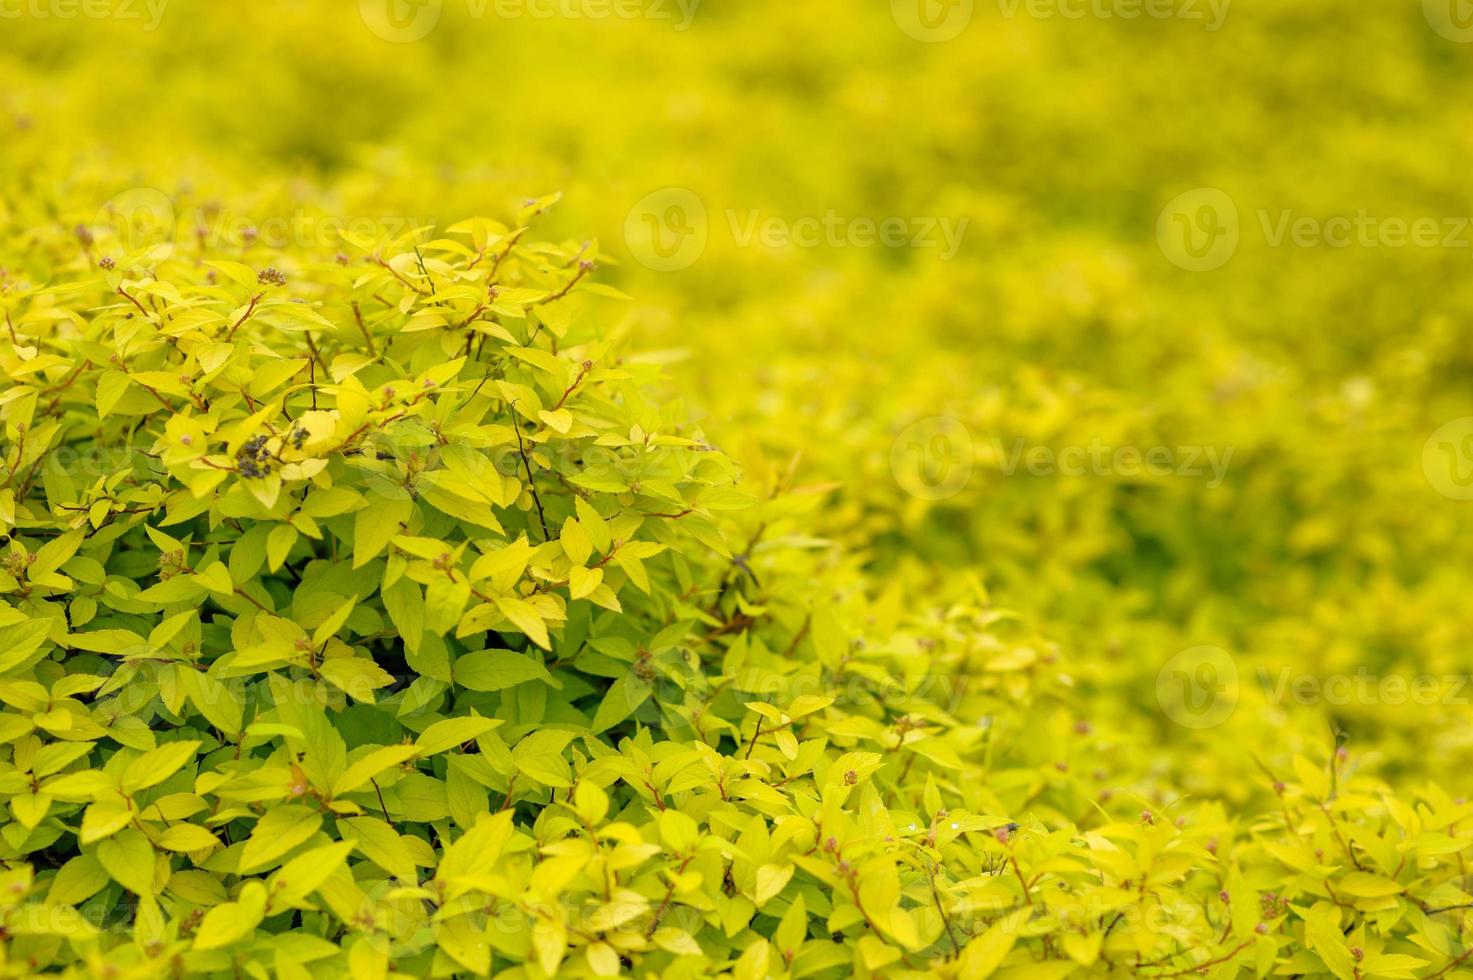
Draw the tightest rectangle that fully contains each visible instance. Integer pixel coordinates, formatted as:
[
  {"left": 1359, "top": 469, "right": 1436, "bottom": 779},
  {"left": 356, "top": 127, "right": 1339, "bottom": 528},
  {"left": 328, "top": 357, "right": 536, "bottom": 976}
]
[{"left": 0, "top": 200, "right": 1468, "bottom": 978}]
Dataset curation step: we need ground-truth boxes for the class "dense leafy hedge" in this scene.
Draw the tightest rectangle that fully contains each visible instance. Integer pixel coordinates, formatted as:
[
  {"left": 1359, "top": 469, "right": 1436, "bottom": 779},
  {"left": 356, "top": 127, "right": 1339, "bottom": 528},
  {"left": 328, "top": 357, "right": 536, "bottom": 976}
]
[
  {"left": 0, "top": 198, "right": 1468, "bottom": 979},
  {"left": 5, "top": 2, "right": 1473, "bottom": 977}
]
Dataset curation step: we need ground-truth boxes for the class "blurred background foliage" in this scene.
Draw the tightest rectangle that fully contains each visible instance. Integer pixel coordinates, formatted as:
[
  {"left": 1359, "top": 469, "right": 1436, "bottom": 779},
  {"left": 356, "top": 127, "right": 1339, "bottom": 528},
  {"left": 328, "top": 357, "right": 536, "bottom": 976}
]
[{"left": 5, "top": 0, "right": 1473, "bottom": 801}]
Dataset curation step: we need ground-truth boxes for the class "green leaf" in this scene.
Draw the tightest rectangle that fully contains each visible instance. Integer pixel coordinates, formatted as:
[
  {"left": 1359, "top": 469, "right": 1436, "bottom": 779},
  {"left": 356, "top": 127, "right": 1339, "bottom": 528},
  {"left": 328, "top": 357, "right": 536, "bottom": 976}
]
[
  {"left": 775, "top": 893, "right": 807, "bottom": 955},
  {"left": 239, "top": 806, "right": 324, "bottom": 874},
  {"left": 97, "top": 828, "right": 156, "bottom": 896},
  {"left": 270, "top": 841, "right": 355, "bottom": 906},
  {"left": 755, "top": 863, "right": 793, "bottom": 905},
  {"left": 1305, "top": 904, "right": 1357, "bottom": 980},
  {"left": 452, "top": 649, "right": 552, "bottom": 691},
  {"left": 353, "top": 495, "right": 413, "bottom": 568},
  {"left": 590, "top": 672, "right": 651, "bottom": 732},
  {"left": 513, "top": 729, "right": 575, "bottom": 788},
  {"left": 319, "top": 656, "right": 394, "bottom": 702},
  {"left": 438, "top": 915, "right": 491, "bottom": 974},
  {"left": 494, "top": 597, "right": 550, "bottom": 650},
  {"left": 339, "top": 817, "right": 417, "bottom": 881},
  {"left": 158, "top": 824, "right": 221, "bottom": 852},
  {"left": 0, "top": 620, "right": 52, "bottom": 674},
  {"left": 415, "top": 715, "right": 501, "bottom": 756},
  {"left": 122, "top": 739, "right": 199, "bottom": 793},
  {"left": 267, "top": 524, "right": 298, "bottom": 573},
  {"left": 957, "top": 910, "right": 1027, "bottom": 979},
  {"left": 332, "top": 745, "right": 418, "bottom": 797},
  {"left": 437, "top": 811, "right": 515, "bottom": 893},
  {"left": 47, "top": 854, "right": 109, "bottom": 906},
  {"left": 194, "top": 560, "right": 233, "bottom": 595},
  {"left": 193, "top": 881, "right": 267, "bottom": 951}
]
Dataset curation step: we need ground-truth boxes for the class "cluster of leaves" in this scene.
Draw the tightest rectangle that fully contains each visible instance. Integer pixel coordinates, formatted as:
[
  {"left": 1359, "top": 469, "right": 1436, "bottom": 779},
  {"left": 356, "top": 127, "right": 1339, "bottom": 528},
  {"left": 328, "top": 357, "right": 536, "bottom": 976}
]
[
  {"left": 0, "top": 199, "right": 1029, "bottom": 975},
  {"left": 8, "top": 0, "right": 1472, "bottom": 788},
  {"left": 6, "top": 1, "right": 1473, "bottom": 974},
  {"left": 0, "top": 191, "right": 1469, "bottom": 979}
]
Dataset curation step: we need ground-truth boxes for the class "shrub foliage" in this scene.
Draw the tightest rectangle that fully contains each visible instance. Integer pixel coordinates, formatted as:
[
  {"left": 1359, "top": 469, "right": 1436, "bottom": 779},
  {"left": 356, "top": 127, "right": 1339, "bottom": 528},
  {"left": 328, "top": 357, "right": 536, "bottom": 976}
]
[{"left": 0, "top": 203, "right": 1468, "bottom": 979}]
